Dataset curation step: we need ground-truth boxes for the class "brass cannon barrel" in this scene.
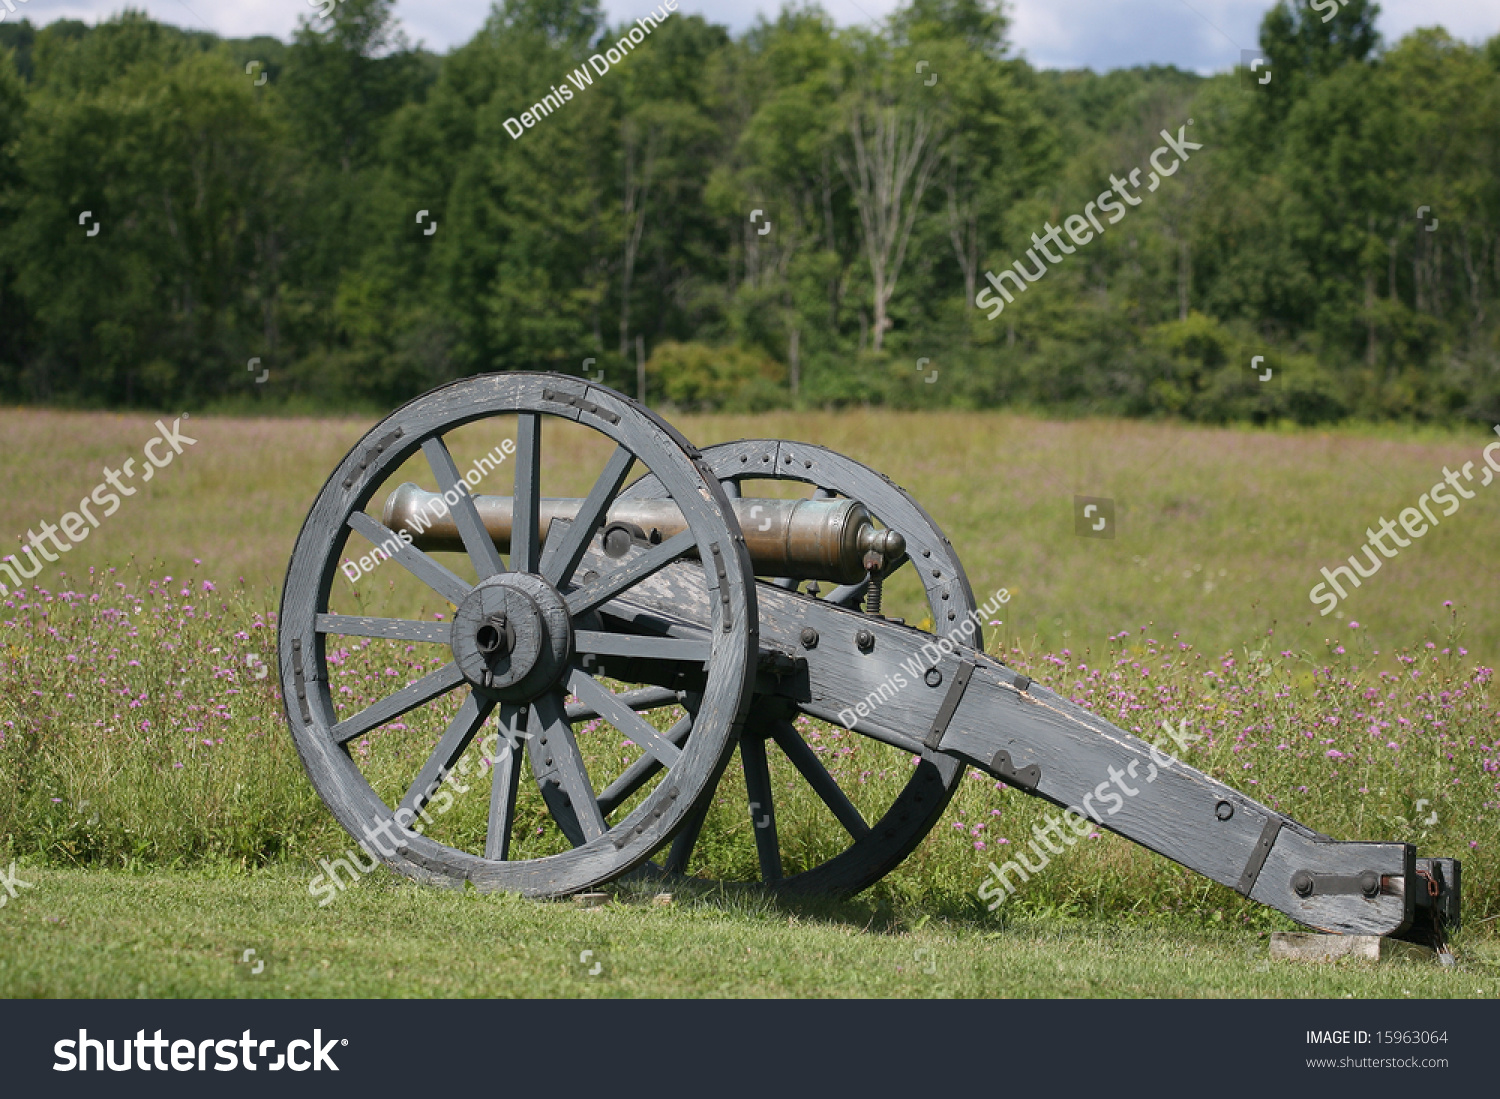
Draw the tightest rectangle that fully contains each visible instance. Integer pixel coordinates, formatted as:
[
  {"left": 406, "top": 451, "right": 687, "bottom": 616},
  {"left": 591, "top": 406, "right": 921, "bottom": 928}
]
[{"left": 381, "top": 483, "right": 904, "bottom": 584}]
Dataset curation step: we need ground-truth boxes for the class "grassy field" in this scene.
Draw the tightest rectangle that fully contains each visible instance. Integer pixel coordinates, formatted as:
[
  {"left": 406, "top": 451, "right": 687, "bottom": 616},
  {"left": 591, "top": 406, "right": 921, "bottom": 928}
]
[
  {"left": 2, "top": 408, "right": 1497, "bottom": 661},
  {"left": 0, "top": 406, "right": 1497, "bottom": 997},
  {"left": 2, "top": 867, "right": 1496, "bottom": 998}
]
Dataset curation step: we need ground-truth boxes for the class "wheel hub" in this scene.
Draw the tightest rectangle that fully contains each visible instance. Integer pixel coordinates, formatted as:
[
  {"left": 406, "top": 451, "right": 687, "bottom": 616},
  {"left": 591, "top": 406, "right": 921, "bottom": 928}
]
[{"left": 452, "top": 573, "right": 573, "bottom": 702}]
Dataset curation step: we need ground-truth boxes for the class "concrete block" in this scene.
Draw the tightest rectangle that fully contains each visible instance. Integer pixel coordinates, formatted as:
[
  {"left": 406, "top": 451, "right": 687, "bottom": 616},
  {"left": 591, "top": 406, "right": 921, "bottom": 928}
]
[
  {"left": 572, "top": 892, "right": 611, "bottom": 908},
  {"left": 1269, "top": 932, "right": 1436, "bottom": 963}
]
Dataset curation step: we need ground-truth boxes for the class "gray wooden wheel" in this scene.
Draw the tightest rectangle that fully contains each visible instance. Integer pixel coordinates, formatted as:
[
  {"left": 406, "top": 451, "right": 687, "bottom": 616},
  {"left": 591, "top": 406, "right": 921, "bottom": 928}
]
[
  {"left": 621, "top": 440, "right": 978, "bottom": 896},
  {"left": 276, "top": 374, "right": 757, "bottom": 897}
]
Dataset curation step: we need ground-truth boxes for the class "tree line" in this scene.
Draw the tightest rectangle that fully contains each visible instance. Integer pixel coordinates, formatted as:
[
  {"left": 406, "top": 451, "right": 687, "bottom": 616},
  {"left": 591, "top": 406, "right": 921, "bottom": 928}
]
[{"left": 0, "top": 0, "right": 1497, "bottom": 423}]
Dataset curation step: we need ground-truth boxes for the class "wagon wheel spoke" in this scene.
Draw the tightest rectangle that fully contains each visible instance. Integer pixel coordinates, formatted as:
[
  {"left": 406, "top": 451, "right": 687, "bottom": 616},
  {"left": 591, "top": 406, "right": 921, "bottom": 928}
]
[
  {"left": 598, "top": 710, "right": 694, "bottom": 817},
  {"left": 565, "top": 685, "right": 680, "bottom": 723},
  {"left": 568, "top": 668, "right": 683, "bottom": 769},
  {"left": 348, "top": 511, "right": 471, "bottom": 605},
  {"left": 316, "top": 614, "right": 451, "bottom": 644},
  {"left": 663, "top": 792, "right": 711, "bottom": 876},
  {"left": 285, "top": 375, "right": 756, "bottom": 899},
  {"left": 540, "top": 444, "right": 635, "bottom": 588},
  {"left": 484, "top": 704, "right": 528, "bottom": 861},
  {"left": 740, "top": 734, "right": 783, "bottom": 882},
  {"left": 564, "top": 529, "right": 697, "bottom": 616},
  {"left": 603, "top": 438, "right": 972, "bottom": 897},
  {"left": 511, "top": 413, "right": 543, "bottom": 574},
  {"left": 771, "top": 721, "right": 870, "bottom": 841},
  {"left": 528, "top": 689, "right": 607, "bottom": 843},
  {"left": 398, "top": 689, "right": 496, "bottom": 819},
  {"left": 423, "top": 437, "right": 506, "bottom": 580},
  {"left": 331, "top": 662, "right": 466, "bottom": 746},
  {"left": 573, "top": 630, "right": 711, "bottom": 667}
]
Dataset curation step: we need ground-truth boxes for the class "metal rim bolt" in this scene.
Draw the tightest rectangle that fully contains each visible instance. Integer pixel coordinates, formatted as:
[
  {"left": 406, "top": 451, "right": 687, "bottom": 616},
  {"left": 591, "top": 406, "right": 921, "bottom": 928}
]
[{"left": 855, "top": 629, "right": 875, "bottom": 653}]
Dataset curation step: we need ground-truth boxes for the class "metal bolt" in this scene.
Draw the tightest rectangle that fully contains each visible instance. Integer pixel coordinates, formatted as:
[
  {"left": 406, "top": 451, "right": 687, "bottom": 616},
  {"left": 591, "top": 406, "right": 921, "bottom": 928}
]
[
  {"left": 863, "top": 551, "right": 885, "bottom": 617},
  {"left": 1292, "top": 871, "right": 1314, "bottom": 897},
  {"left": 855, "top": 629, "right": 875, "bottom": 653},
  {"left": 1361, "top": 871, "right": 1381, "bottom": 898},
  {"left": 800, "top": 627, "right": 819, "bottom": 649},
  {"left": 1215, "top": 800, "right": 1234, "bottom": 821},
  {"left": 603, "top": 526, "right": 634, "bottom": 557}
]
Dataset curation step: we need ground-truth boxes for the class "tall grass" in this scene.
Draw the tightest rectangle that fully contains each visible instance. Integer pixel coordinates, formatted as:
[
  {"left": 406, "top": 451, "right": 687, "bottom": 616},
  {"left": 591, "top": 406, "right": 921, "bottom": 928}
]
[
  {"left": 4, "top": 408, "right": 1499, "bottom": 667},
  {"left": 0, "top": 563, "right": 338, "bottom": 868},
  {"left": 2, "top": 566, "right": 1493, "bottom": 931}
]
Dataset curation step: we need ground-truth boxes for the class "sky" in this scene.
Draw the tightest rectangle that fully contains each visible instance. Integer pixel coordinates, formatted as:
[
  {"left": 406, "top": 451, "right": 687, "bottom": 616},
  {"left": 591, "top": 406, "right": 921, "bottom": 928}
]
[{"left": 11, "top": 0, "right": 1498, "bottom": 73}]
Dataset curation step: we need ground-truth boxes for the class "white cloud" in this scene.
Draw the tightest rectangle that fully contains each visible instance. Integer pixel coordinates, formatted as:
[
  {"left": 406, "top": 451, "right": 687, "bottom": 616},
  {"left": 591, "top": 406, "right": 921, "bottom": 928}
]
[{"left": 12, "top": 0, "right": 1497, "bottom": 68}]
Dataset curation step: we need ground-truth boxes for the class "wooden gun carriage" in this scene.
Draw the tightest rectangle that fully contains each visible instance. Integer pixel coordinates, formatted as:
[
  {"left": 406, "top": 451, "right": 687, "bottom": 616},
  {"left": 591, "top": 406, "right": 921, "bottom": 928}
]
[{"left": 279, "top": 374, "right": 1460, "bottom": 943}]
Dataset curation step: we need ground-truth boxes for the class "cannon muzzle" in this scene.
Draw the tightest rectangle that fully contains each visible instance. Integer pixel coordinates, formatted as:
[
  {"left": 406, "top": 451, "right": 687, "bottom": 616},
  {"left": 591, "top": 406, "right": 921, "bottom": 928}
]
[{"left": 381, "top": 483, "right": 905, "bottom": 584}]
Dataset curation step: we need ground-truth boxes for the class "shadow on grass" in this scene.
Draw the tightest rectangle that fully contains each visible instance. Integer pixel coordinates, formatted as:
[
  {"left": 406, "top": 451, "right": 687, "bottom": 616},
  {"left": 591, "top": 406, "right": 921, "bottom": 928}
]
[{"left": 571, "top": 869, "right": 1096, "bottom": 941}]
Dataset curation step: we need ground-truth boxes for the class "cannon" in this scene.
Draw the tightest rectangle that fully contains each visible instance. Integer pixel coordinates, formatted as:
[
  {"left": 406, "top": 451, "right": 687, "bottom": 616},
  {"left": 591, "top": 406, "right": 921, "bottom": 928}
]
[{"left": 279, "top": 373, "right": 1460, "bottom": 942}]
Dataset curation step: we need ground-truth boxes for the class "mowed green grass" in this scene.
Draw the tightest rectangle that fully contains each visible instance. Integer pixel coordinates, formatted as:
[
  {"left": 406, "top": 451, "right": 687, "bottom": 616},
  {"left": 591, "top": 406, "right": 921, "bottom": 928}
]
[
  {"left": 2, "top": 867, "right": 1496, "bottom": 999},
  {"left": 1, "top": 407, "right": 1496, "bottom": 663}
]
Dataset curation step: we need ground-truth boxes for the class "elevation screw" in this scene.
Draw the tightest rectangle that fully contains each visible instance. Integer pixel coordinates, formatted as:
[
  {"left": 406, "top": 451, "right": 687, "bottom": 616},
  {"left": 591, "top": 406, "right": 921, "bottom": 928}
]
[{"left": 863, "top": 551, "right": 885, "bottom": 616}]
